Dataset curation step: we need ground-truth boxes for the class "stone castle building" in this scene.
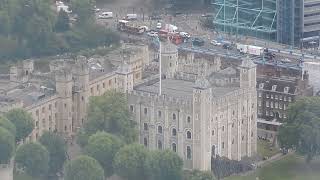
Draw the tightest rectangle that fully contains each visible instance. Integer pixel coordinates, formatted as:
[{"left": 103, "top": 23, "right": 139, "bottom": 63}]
[
  {"left": 128, "top": 42, "right": 257, "bottom": 171},
  {"left": 0, "top": 42, "right": 257, "bottom": 171},
  {"left": 0, "top": 43, "right": 148, "bottom": 141}
]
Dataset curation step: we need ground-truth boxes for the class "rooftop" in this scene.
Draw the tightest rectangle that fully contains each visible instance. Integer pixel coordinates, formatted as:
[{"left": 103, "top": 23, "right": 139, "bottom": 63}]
[{"left": 134, "top": 78, "right": 239, "bottom": 99}]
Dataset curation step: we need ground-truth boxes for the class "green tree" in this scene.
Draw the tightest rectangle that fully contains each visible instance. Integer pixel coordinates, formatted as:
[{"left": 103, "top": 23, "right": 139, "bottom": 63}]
[
  {"left": 85, "top": 131, "right": 122, "bottom": 177},
  {"left": 83, "top": 91, "right": 137, "bottom": 145},
  {"left": 0, "top": 127, "right": 15, "bottom": 164},
  {"left": 145, "top": 150, "right": 183, "bottom": 180},
  {"left": 5, "top": 109, "right": 34, "bottom": 142},
  {"left": 278, "top": 97, "right": 320, "bottom": 162},
  {"left": 183, "top": 170, "right": 215, "bottom": 180},
  {"left": 0, "top": 116, "right": 16, "bottom": 137},
  {"left": 39, "top": 131, "right": 67, "bottom": 176},
  {"left": 15, "top": 142, "right": 49, "bottom": 177},
  {"left": 113, "top": 143, "right": 149, "bottom": 180},
  {"left": 64, "top": 155, "right": 105, "bottom": 180},
  {"left": 55, "top": 10, "right": 70, "bottom": 32},
  {"left": 71, "top": 0, "right": 95, "bottom": 25}
]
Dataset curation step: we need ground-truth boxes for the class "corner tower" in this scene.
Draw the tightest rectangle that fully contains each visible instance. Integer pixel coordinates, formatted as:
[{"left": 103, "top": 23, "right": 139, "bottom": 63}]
[
  {"left": 72, "top": 56, "right": 90, "bottom": 130},
  {"left": 192, "top": 76, "right": 212, "bottom": 171},
  {"left": 161, "top": 41, "right": 178, "bottom": 79},
  {"left": 55, "top": 69, "right": 73, "bottom": 137}
]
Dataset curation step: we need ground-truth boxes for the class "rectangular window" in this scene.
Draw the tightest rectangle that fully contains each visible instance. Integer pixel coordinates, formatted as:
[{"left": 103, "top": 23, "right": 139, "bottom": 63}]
[
  {"left": 144, "top": 108, "right": 148, "bottom": 115},
  {"left": 130, "top": 105, "right": 134, "bottom": 112},
  {"left": 270, "top": 102, "right": 274, "bottom": 108},
  {"left": 271, "top": 95, "right": 274, "bottom": 99},
  {"left": 42, "top": 107, "right": 45, "bottom": 113},
  {"left": 158, "top": 111, "right": 161, "bottom": 118},
  {"left": 288, "top": 97, "right": 292, "bottom": 102},
  {"left": 91, "top": 87, "right": 93, "bottom": 94},
  {"left": 258, "top": 92, "right": 262, "bottom": 97},
  {"left": 49, "top": 104, "right": 52, "bottom": 110},
  {"left": 266, "top": 101, "right": 269, "bottom": 107},
  {"left": 103, "top": 83, "right": 105, "bottom": 88},
  {"left": 266, "top": 94, "right": 270, "bottom": 99},
  {"left": 275, "top": 95, "right": 278, "bottom": 100},
  {"left": 143, "top": 123, "right": 148, "bottom": 131}
]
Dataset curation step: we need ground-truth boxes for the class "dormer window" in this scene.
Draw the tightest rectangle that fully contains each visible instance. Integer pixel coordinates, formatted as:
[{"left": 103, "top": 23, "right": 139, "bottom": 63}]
[
  {"left": 284, "top": 87, "right": 290, "bottom": 93},
  {"left": 259, "top": 83, "right": 264, "bottom": 89},
  {"left": 272, "top": 85, "right": 277, "bottom": 91}
]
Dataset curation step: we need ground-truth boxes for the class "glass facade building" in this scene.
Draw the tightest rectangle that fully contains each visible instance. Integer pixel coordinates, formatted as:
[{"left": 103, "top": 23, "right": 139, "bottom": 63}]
[{"left": 213, "top": 0, "right": 277, "bottom": 41}]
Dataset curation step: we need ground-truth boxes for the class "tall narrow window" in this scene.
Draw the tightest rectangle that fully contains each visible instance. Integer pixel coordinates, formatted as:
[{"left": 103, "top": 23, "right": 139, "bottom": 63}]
[
  {"left": 172, "top": 143, "right": 177, "bottom": 152},
  {"left": 158, "top": 140, "right": 162, "bottom": 149},
  {"left": 144, "top": 108, "right": 147, "bottom": 115},
  {"left": 158, "top": 126, "right": 163, "bottom": 134},
  {"left": 187, "top": 116, "right": 191, "bottom": 123},
  {"left": 144, "top": 138, "right": 148, "bottom": 147},
  {"left": 144, "top": 123, "right": 148, "bottom": 131},
  {"left": 186, "top": 131, "right": 192, "bottom": 139},
  {"left": 172, "top": 128, "right": 177, "bottom": 136},
  {"left": 187, "top": 146, "right": 192, "bottom": 159},
  {"left": 173, "top": 113, "right": 176, "bottom": 120},
  {"left": 158, "top": 111, "right": 162, "bottom": 117}
]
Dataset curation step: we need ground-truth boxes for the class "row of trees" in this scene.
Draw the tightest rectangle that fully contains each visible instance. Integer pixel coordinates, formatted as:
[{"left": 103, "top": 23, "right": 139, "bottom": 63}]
[
  {"left": 0, "top": 108, "right": 68, "bottom": 178},
  {"left": 65, "top": 91, "right": 215, "bottom": 180},
  {"left": 0, "top": 0, "right": 119, "bottom": 61},
  {"left": 0, "top": 109, "right": 34, "bottom": 164}
]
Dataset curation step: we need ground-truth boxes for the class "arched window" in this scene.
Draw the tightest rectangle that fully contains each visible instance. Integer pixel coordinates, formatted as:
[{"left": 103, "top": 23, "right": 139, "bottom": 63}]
[
  {"left": 172, "top": 143, "right": 177, "bottom": 152},
  {"left": 186, "top": 131, "right": 192, "bottom": 139},
  {"left": 158, "top": 126, "right": 163, "bottom": 134},
  {"left": 158, "top": 140, "right": 162, "bottom": 149},
  {"left": 173, "top": 113, "right": 176, "bottom": 120},
  {"left": 144, "top": 138, "right": 148, "bottom": 147},
  {"left": 187, "top": 146, "right": 192, "bottom": 159},
  {"left": 172, "top": 128, "right": 177, "bottom": 136}
]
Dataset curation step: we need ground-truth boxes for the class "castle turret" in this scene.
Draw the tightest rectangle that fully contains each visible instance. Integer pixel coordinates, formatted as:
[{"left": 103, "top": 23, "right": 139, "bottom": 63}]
[
  {"left": 161, "top": 42, "right": 178, "bottom": 79},
  {"left": 55, "top": 69, "right": 73, "bottom": 137},
  {"left": 116, "top": 62, "right": 134, "bottom": 93},
  {"left": 72, "top": 56, "right": 90, "bottom": 131},
  {"left": 239, "top": 56, "right": 257, "bottom": 156},
  {"left": 240, "top": 56, "right": 256, "bottom": 89},
  {"left": 192, "top": 76, "right": 212, "bottom": 171}
]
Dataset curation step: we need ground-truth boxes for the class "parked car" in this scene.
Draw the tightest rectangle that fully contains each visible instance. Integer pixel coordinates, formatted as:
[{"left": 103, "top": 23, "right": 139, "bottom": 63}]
[
  {"left": 147, "top": 31, "right": 158, "bottom": 37},
  {"left": 223, "top": 43, "right": 232, "bottom": 50},
  {"left": 98, "top": 12, "right": 113, "bottom": 19},
  {"left": 156, "top": 22, "right": 162, "bottom": 29},
  {"left": 192, "top": 38, "right": 205, "bottom": 46},
  {"left": 140, "top": 26, "right": 149, "bottom": 32},
  {"left": 179, "top": 32, "right": 191, "bottom": 39},
  {"left": 125, "top": 14, "right": 138, "bottom": 20},
  {"left": 210, "top": 40, "right": 222, "bottom": 46}
]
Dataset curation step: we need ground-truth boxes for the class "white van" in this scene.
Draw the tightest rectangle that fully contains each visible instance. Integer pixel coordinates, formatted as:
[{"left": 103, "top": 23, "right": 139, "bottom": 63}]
[
  {"left": 98, "top": 12, "right": 113, "bottom": 19},
  {"left": 125, "top": 14, "right": 138, "bottom": 20}
]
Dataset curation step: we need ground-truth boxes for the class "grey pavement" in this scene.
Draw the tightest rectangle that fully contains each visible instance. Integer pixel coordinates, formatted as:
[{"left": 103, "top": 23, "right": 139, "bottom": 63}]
[{"left": 0, "top": 163, "right": 13, "bottom": 180}]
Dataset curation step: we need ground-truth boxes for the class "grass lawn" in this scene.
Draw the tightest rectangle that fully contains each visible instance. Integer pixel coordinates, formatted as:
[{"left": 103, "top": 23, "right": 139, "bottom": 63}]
[
  {"left": 257, "top": 139, "right": 280, "bottom": 158},
  {"left": 225, "top": 154, "right": 320, "bottom": 180}
]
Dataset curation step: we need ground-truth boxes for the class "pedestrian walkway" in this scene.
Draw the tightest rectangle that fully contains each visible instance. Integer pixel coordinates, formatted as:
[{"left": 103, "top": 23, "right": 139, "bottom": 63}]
[{"left": 0, "top": 163, "right": 13, "bottom": 180}]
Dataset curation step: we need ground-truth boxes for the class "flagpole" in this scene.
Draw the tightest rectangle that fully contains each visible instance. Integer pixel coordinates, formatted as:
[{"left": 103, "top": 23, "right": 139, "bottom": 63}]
[{"left": 159, "top": 39, "right": 162, "bottom": 96}]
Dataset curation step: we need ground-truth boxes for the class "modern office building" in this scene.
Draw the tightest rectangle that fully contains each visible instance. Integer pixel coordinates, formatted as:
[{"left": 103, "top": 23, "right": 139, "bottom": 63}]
[
  {"left": 213, "top": 0, "right": 320, "bottom": 46},
  {"left": 213, "top": 0, "right": 277, "bottom": 41}
]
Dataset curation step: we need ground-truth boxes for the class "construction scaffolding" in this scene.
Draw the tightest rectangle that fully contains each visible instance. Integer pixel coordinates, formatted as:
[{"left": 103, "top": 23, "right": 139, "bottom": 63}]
[{"left": 212, "top": 0, "right": 277, "bottom": 41}]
